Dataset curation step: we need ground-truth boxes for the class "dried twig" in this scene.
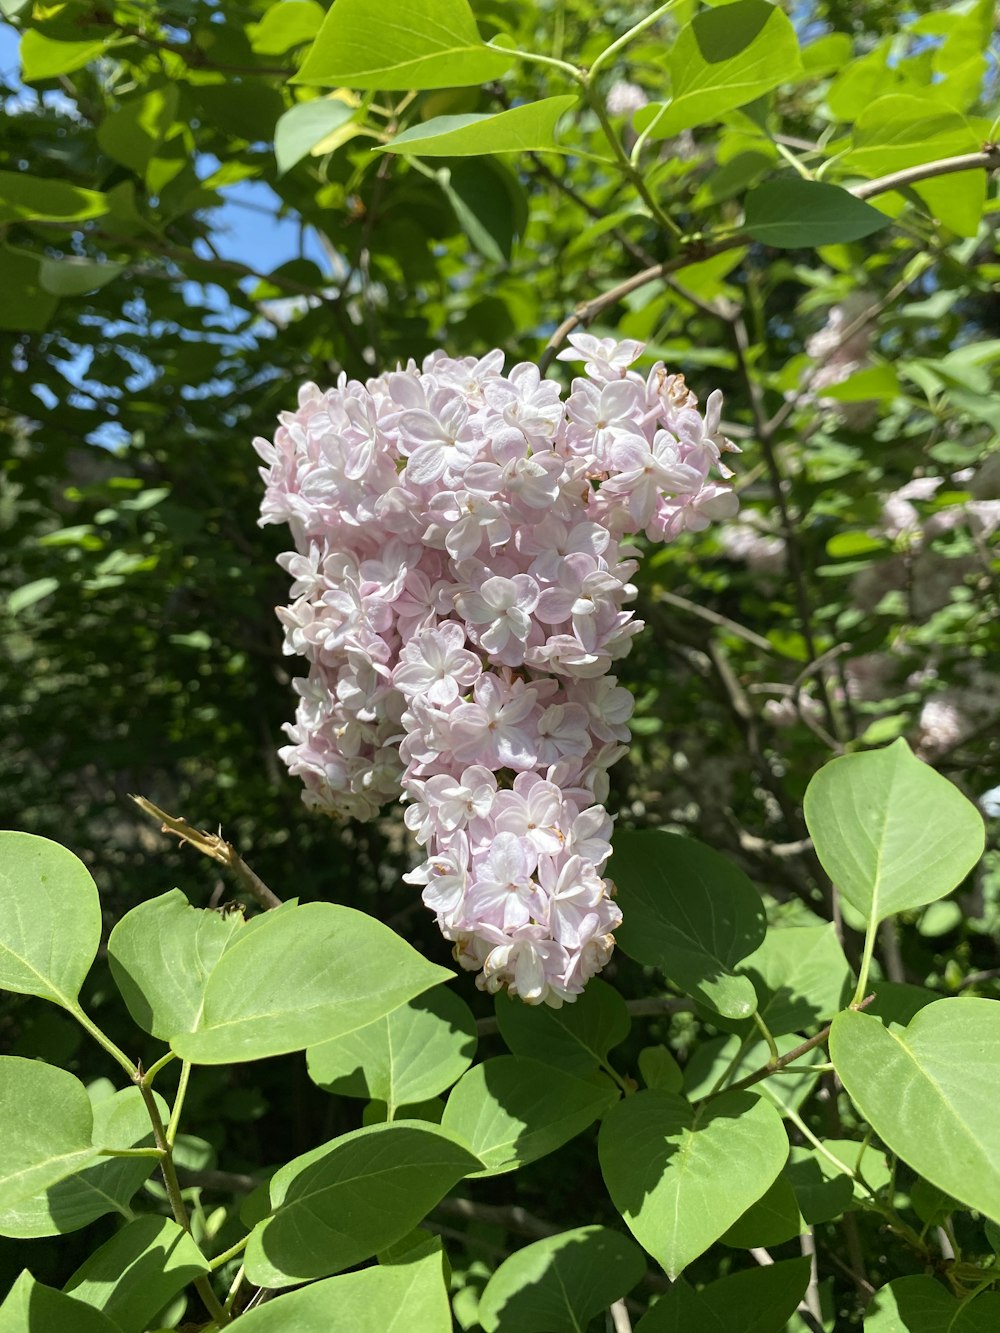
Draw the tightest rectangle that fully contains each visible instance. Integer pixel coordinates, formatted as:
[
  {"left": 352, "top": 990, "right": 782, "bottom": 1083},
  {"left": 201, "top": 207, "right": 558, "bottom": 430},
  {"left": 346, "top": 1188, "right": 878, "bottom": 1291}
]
[{"left": 130, "top": 795, "right": 282, "bottom": 911}]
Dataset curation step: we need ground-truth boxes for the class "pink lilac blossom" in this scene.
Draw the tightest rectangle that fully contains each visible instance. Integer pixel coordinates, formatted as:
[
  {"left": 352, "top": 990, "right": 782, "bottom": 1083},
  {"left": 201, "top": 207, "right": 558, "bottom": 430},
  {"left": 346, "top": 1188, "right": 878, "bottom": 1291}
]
[{"left": 255, "top": 333, "right": 737, "bottom": 1006}]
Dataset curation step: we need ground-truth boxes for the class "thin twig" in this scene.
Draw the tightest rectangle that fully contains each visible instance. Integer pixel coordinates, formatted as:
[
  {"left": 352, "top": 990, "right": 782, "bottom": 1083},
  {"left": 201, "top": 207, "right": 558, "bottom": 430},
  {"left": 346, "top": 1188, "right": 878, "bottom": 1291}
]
[
  {"left": 655, "top": 588, "right": 777, "bottom": 654},
  {"left": 130, "top": 795, "right": 282, "bottom": 911},
  {"left": 610, "top": 1298, "right": 633, "bottom": 1332},
  {"left": 700, "top": 994, "right": 875, "bottom": 1104},
  {"left": 800, "top": 1228, "right": 824, "bottom": 1327},
  {"left": 850, "top": 147, "right": 1000, "bottom": 200}
]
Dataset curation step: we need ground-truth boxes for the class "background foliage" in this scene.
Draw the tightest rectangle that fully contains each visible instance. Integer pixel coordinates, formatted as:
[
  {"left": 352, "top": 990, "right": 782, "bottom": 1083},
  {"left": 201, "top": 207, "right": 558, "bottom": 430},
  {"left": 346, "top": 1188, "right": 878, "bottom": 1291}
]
[{"left": 1, "top": 0, "right": 999, "bottom": 1328}]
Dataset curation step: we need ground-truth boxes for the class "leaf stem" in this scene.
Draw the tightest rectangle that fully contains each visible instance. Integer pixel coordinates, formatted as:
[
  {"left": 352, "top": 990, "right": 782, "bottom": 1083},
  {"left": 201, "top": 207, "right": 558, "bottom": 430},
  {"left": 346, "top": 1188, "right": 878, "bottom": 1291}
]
[
  {"left": 67, "top": 1003, "right": 138, "bottom": 1079},
  {"left": 587, "top": 0, "right": 683, "bottom": 82},
  {"left": 583, "top": 85, "right": 683, "bottom": 239},
  {"left": 142, "top": 1050, "right": 177, "bottom": 1085},
  {"left": 167, "top": 1060, "right": 192, "bottom": 1147},
  {"left": 853, "top": 918, "right": 879, "bottom": 1008},
  {"left": 209, "top": 1235, "right": 251, "bottom": 1272},
  {"left": 134, "top": 1067, "right": 230, "bottom": 1326},
  {"left": 223, "top": 1265, "right": 246, "bottom": 1317},
  {"left": 752, "top": 1011, "right": 781, "bottom": 1065},
  {"left": 503, "top": 46, "right": 587, "bottom": 85},
  {"left": 98, "top": 1146, "right": 165, "bottom": 1159}
]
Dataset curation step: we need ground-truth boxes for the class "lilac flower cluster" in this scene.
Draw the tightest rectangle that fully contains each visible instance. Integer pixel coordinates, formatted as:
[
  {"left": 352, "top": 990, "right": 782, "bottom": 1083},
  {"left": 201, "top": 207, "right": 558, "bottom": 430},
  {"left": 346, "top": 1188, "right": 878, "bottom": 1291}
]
[{"left": 255, "top": 334, "right": 737, "bottom": 1006}]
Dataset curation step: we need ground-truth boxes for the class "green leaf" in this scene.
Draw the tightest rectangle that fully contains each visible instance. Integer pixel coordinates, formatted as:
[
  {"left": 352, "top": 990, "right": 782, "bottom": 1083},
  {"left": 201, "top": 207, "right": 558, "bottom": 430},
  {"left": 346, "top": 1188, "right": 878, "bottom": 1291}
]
[
  {"left": 638, "top": 1046, "right": 683, "bottom": 1093},
  {"left": 739, "top": 924, "right": 852, "bottom": 1036},
  {"left": 107, "top": 889, "right": 244, "bottom": 1039},
  {"left": 232, "top": 1245, "right": 453, "bottom": 1331},
  {"left": 378, "top": 97, "right": 577, "bottom": 157},
  {"left": 294, "top": 0, "right": 513, "bottom": 89},
  {"left": 634, "top": 1258, "right": 812, "bottom": 1333},
  {"left": 803, "top": 739, "right": 984, "bottom": 925},
  {"left": 39, "top": 259, "right": 125, "bottom": 296},
  {"left": 7, "top": 578, "right": 59, "bottom": 615},
  {"left": 720, "top": 1173, "right": 803, "bottom": 1247},
  {"left": 0, "top": 1059, "right": 103, "bottom": 1208},
  {"left": 477, "top": 1226, "right": 646, "bottom": 1333},
  {"left": 0, "top": 171, "right": 107, "bottom": 224},
  {"left": 830, "top": 999, "right": 1000, "bottom": 1224},
  {"left": 19, "top": 31, "right": 110, "bottom": 81},
  {"left": 785, "top": 1147, "right": 855, "bottom": 1224},
  {"left": 494, "top": 977, "right": 629, "bottom": 1076},
  {"left": 251, "top": 0, "right": 324, "bottom": 54},
  {"left": 0, "top": 1273, "right": 119, "bottom": 1333},
  {"left": 243, "top": 1121, "right": 480, "bottom": 1288},
  {"left": 97, "top": 86, "right": 179, "bottom": 175},
  {"left": 863, "top": 1276, "right": 1000, "bottom": 1332},
  {"left": 611, "top": 830, "right": 765, "bottom": 1019},
  {"left": 441, "top": 1056, "right": 618, "bottom": 1176},
  {"left": 599, "top": 1089, "right": 788, "bottom": 1278},
  {"left": 274, "top": 98, "right": 357, "bottom": 175},
  {"left": 0, "top": 832, "right": 101, "bottom": 1009},
  {"left": 744, "top": 179, "right": 891, "bottom": 248},
  {"left": 110, "top": 894, "right": 451, "bottom": 1063},
  {"left": 634, "top": 0, "right": 803, "bottom": 139},
  {"left": 63, "top": 1216, "right": 209, "bottom": 1332},
  {"left": 306, "top": 986, "right": 477, "bottom": 1113},
  {"left": 841, "top": 95, "right": 981, "bottom": 177},
  {"left": 0, "top": 1088, "right": 164, "bottom": 1239},
  {"left": 434, "top": 157, "right": 526, "bottom": 263},
  {"left": 0, "top": 249, "right": 58, "bottom": 332}
]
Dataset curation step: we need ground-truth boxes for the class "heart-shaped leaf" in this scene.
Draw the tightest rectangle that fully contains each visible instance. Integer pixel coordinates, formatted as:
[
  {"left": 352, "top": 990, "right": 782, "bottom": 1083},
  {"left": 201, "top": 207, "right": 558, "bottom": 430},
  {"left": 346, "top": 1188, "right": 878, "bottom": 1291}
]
[
  {"left": 863, "top": 1276, "right": 1000, "bottom": 1332},
  {"left": 0, "top": 832, "right": 101, "bottom": 1009},
  {"left": 441, "top": 1057, "right": 618, "bottom": 1176},
  {"left": 244, "top": 1121, "right": 480, "bottom": 1287},
  {"left": 494, "top": 977, "right": 629, "bottom": 1076},
  {"left": 477, "top": 1226, "right": 646, "bottom": 1333},
  {"left": 612, "top": 830, "right": 765, "bottom": 1019},
  {"left": 599, "top": 1089, "right": 788, "bottom": 1277},
  {"left": 0, "top": 1059, "right": 103, "bottom": 1208},
  {"left": 830, "top": 999, "right": 1000, "bottom": 1223}
]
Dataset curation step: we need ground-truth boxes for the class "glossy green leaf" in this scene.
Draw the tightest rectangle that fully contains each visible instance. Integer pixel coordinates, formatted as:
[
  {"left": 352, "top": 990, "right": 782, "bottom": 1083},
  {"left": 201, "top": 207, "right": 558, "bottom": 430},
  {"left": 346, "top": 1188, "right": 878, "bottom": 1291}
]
[
  {"left": 478, "top": 1226, "right": 646, "bottom": 1333},
  {"left": 0, "top": 833, "right": 101, "bottom": 1008},
  {"left": 110, "top": 894, "right": 450, "bottom": 1062},
  {"left": 378, "top": 97, "right": 578, "bottom": 157},
  {"left": 295, "top": 0, "right": 513, "bottom": 89},
  {"left": 638, "top": 1045, "right": 683, "bottom": 1093},
  {"left": 7, "top": 579, "right": 59, "bottom": 615},
  {"left": 744, "top": 179, "right": 891, "bottom": 248},
  {"left": 0, "top": 1088, "right": 164, "bottom": 1238},
  {"left": 274, "top": 98, "right": 357, "bottom": 175},
  {"left": 635, "top": 0, "right": 803, "bottom": 139},
  {"left": 251, "top": 0, "right": 324, "bottom": 54},
  {"left": 864, "top": 1276, "right": 1000, "bottom": 1332},
  {"left": 634, "top": 1258, "right": 811, "bottom": 1333},
  {"left": 244, "top": 1121, "right": 479, "bottom": 1287},
  {"left": 611, "top": 830, "right": 765, "bottom": 1019},
  {"left": 494, "top": 977, "right": 629, "bottom": 1076},
  {"left": 803, "top": 739, "right": 984, "bottom": 925},
  {"left": 0, "top": 1060, "right": 102, "bottom": 1208},
  {"left": 599, "top": 1089, "right": 788, "bottom": 1277},
  {"left": 830, "top": 999, "right": 1000, "bottom": 1223},
  {"left": 306, "top": 986, "right": 477, "bottom": 1113},
  {"left": 441, "top": 1056, "right": 618, "bottom": 1176},
  {"left": 64, "top": 1216, "right": 209, "bottom": 1332},
  {"left": 19, "top": 32, "right": 110, "bottom": 81},
  {"left": 435, "top": 157, "right": 526, "bottom": 262},
  {"left": 233, "top": 1245, "right": 452, "bottom": 1331},
  {"left": 739, "top": 924, "right": 852, "bottom": 1036},
  {"left": 720, "top": 1173, "right": 803, "bottom": 1247},
  {"left": 0, "top": 1273, "right": 118, "bottom": 1333},
  {"left": 0, "top": 172, "right": 107, "bottom": 224},
  {"left": 39, "top": 260, "right": 125, "bottom": 297}
]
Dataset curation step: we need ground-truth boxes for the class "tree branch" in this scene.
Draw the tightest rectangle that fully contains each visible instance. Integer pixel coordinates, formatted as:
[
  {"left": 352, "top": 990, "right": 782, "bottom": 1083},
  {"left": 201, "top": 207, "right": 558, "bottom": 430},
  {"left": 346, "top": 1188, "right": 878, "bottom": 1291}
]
[{"left": 850, "top": 146, "right": 1000, "bottom": 201}]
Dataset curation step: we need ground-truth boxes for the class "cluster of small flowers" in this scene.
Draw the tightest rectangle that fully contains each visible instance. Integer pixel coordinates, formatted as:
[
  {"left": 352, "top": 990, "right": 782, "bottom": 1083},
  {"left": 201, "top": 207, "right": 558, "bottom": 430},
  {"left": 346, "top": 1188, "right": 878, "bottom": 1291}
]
[{"left": 254, "top": 333, "right": 737, "bottom": 1006}]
